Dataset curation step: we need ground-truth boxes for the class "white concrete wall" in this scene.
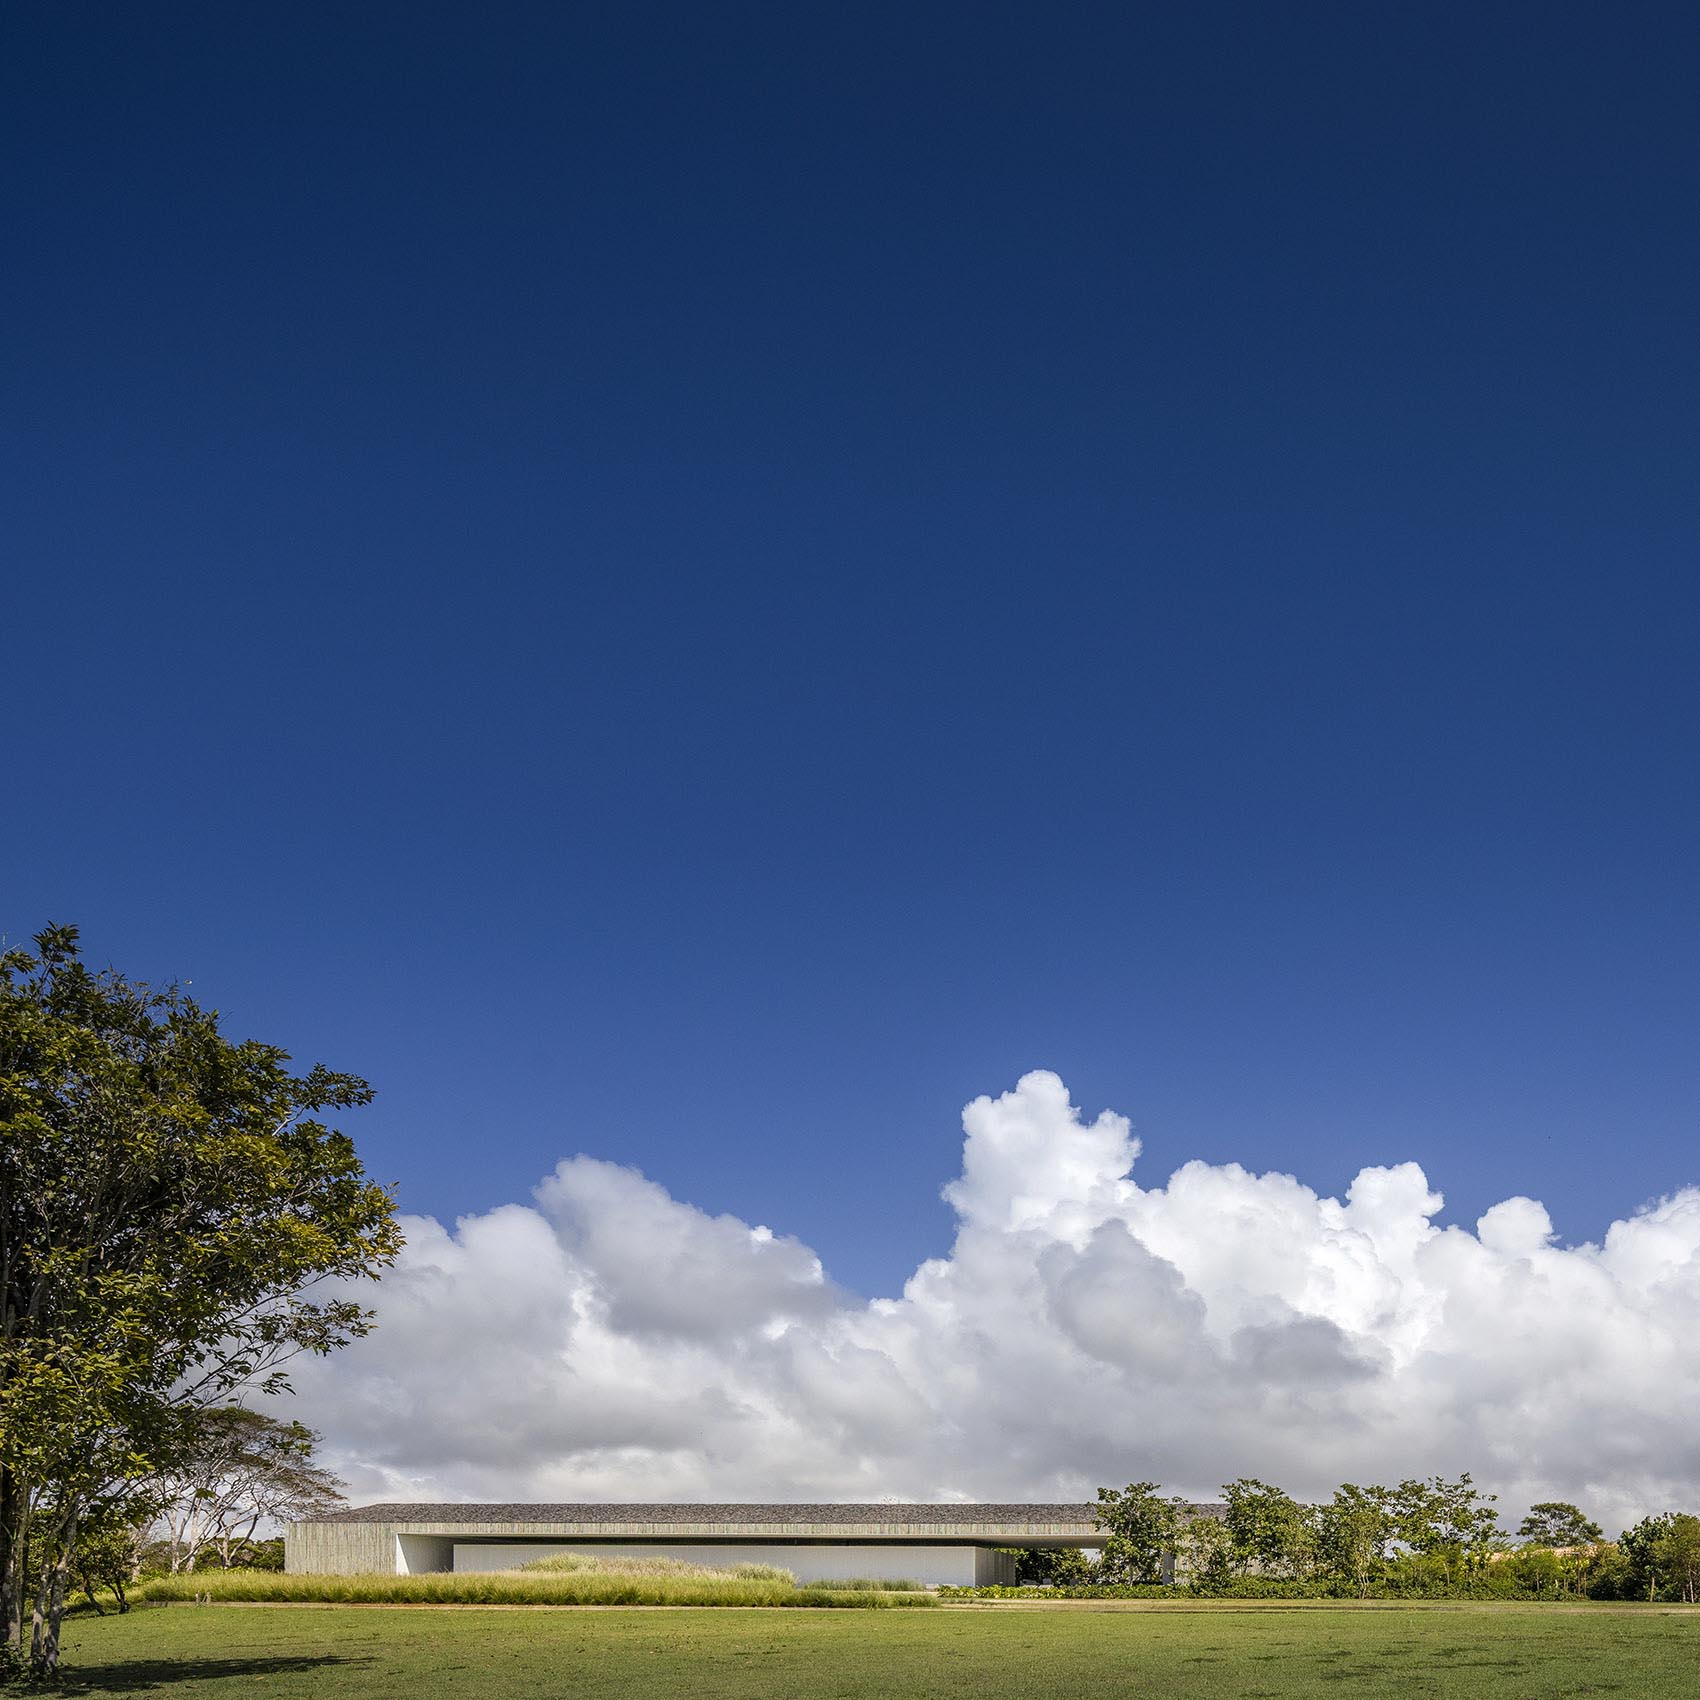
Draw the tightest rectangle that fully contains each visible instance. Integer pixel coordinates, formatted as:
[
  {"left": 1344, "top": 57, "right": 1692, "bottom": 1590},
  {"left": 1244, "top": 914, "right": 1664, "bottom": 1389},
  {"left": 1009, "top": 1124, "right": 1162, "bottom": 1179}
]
[
  {"left": 284, "top": 1522, "right": 394, "bottom": 1574},
  {"left": 451, "top": 1541, "right": 984, "bottom": 1585},
  {"left": 395, "top": 1534, "right": 455, "bottom": 1574}
]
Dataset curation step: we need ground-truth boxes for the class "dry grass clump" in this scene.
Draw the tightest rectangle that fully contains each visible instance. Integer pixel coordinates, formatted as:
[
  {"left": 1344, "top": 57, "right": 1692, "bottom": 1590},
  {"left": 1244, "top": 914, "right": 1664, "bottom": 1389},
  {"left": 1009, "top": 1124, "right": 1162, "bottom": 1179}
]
[
  {"left": 517, "top": 1552, "right": 797, "bottom": 1584},
  {"left": 807, "top": 1577, "right": 931, "bottom": 1592}
]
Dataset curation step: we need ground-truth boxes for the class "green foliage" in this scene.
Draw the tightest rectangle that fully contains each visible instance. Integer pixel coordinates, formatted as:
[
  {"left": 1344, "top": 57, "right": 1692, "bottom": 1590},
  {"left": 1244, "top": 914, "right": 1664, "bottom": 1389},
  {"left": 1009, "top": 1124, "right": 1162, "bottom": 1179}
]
[
  {"left": 1220, "top": 1478, "right": 1311, "bottom": 1578},
  {"left": 1069, "top": 1473, "right": 1661, "bottom": 1601},
  {"left": 1655, "top": 1513, "right": 1700, "bottom": 1603},
  {"left": 1617, "top": 1513, "right": 1676, "bottom": 1599},
  {"left": 1002, "top": 1546, "right": 1094, "bottom": 1586},
  {"left": 941, "top": 1582, "right": 1179, "bottom": 1599},
  {"left": 1519, "top": 1500, "right": 1603, "bottom": 1548},
  {"left": 1093, "top": 1482, "right": 1187, "bottom": 1583},
  {"left": 1316, "top": 1484, "right": 1394, "bottom": 1596},
  {"left": 1385, "top": 1474, "right": 1501, "bottom": 1573},
  {"left": 0, "top": 925, "right": 400, "bottom": 1673},
  {"left": 67, "top": 1501, "right": 151, "bottom": 1616},
  {"left": 135, "top": 1568, "right": 937, "bottom": 1608},
  {"left": 1177, "top": 1511, "right": 1231, "bottom": 1588},
  {"left": 944, "top": 1553, "right": 1659, "bottom": 1601},
  {"left": 153, "top": 1406, "right": 343, "bottom": 1572}
]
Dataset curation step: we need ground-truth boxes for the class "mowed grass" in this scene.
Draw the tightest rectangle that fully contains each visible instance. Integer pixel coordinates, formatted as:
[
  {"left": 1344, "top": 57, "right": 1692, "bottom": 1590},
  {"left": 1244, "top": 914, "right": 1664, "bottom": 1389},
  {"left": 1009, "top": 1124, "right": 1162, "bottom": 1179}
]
[{"left": 52, "top": 1600, "right": 1700, "bottom": 1698}]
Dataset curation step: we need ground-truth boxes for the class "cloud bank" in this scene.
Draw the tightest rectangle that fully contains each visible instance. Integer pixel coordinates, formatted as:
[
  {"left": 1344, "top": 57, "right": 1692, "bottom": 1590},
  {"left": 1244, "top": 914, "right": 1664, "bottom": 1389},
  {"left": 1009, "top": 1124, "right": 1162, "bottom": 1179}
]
[{"left": 287, "top": 1073, "right": 1700, "bottom": 1530}]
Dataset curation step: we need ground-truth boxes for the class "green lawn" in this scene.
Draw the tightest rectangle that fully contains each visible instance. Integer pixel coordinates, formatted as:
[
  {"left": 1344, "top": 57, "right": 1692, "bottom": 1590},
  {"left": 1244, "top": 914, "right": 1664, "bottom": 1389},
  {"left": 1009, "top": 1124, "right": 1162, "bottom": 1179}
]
[{"left": 48, "top": 1601, "right": 1700, "bottom": 1698}]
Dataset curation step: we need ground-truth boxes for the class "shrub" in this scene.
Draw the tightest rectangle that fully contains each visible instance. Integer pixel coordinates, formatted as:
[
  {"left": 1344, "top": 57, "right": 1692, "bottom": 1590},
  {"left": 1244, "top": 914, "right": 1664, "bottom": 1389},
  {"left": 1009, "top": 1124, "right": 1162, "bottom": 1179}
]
[
  {"left": 938, "top": 1573, "right": 1660, "bottom": 1604},
  {"left": 1002, "top": 1547, "right": 1095, "bottom": 1586}
]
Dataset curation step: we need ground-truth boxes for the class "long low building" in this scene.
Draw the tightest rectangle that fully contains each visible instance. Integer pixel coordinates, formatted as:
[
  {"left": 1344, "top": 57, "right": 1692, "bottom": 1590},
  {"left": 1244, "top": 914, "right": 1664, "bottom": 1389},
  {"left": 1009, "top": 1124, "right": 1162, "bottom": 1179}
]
[{"left": 286, "top": 1502, "right": 1108, "bottom": 1586}]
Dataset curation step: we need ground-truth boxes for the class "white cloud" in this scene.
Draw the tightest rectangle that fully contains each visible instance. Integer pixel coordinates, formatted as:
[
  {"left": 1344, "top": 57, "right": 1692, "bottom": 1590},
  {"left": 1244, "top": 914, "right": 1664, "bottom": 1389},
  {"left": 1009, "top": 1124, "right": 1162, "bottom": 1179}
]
[{"left": 282, "top": 1071, "right": 1700, "bottom": 1531}]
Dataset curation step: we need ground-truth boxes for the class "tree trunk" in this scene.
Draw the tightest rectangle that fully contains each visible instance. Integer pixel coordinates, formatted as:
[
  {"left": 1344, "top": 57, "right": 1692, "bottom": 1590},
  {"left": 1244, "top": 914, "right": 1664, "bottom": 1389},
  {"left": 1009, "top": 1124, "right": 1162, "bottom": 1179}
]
[
  {"left": 29, "top": 1506, "right": 76, "bottom": 1675},
  {"left": 0, "top": 1471, "right": 30, "bottom": 1655},
  {"left": 0, "top": 1466, "right": 16, "bottom": 1653}
]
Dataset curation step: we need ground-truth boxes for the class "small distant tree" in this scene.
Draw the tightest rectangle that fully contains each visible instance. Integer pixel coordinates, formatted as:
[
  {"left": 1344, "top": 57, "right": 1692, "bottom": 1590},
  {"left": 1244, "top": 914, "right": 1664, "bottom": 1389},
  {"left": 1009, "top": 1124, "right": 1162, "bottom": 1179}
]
[
  {"left": 1518, "top": 1502, "right": 1603, "bottom": 1549},
  {"left": 69, "top": 1503, "right": 154, "bottom": 1615},
  {"left": 1094, "top": 1483, "right": 1186, "bottom": 1584},
  {"left": 152, "top": 1407, "right": 343, "bottom": 1572}
]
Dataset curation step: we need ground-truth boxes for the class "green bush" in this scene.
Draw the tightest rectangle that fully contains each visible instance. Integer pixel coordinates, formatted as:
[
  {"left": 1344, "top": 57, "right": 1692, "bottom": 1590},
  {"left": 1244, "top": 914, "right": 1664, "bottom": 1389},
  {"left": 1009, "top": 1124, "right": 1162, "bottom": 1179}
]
[
  {"left": 938, "top": 1572, "right": 1655, "bottom": 1603},
  {"left": 1001, "top": 1547, "right": 1096, "bottom": 1586},
  {"left": 945, "top": 1570, "right": 1659, "bottom": 1598},
  {"left": 939, "top": 1583, "right": 1176, "bottom": 1600}
]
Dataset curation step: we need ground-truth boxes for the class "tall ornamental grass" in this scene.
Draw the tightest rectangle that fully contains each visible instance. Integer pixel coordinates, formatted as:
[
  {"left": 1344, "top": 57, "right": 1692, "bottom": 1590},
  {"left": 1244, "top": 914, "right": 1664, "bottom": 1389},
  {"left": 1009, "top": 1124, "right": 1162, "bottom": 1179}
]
[
  {"left": 137, "top": 1569, "right": 936, "bottom": 1608},
  {"left": 807, "top": 1576, "right": 932, "bottom": 1592},
  {"left": 517, "top": 1553, "right": 799, "bottom": 1584}
]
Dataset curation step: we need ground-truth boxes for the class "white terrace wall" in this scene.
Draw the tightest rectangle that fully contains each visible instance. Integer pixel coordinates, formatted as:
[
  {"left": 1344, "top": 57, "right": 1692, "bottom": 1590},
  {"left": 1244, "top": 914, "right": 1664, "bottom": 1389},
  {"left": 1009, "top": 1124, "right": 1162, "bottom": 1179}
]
[
  {"left": 287, "top": 1511, "right": 1095, "bottom": 1579},
  {"left": 450, "top": 1541, "right": 1015, "bottom": 1586}
]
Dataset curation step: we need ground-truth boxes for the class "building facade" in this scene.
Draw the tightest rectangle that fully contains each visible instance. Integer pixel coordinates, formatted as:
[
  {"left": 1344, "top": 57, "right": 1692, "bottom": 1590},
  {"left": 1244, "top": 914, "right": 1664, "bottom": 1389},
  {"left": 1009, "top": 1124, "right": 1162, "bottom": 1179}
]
[{"left": 286, "top": 1502, "right": 1106, "bottom": 1586}]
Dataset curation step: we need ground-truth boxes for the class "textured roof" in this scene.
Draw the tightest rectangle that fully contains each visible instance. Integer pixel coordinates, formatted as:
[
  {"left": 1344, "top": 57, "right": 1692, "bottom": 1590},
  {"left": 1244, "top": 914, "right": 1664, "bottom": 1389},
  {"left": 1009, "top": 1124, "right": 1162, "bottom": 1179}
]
[{"left": 307, "top": 1502, "right": 1103, "bottom": 1527}]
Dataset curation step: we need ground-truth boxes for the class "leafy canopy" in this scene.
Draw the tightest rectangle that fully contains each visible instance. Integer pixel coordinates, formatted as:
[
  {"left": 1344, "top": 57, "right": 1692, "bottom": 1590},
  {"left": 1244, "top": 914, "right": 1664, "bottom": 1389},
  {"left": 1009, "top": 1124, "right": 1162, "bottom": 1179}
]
[
  {"left": 1, "top": 924, "right": 401, "bottom": 1670},
  {"left": 1518, "top": 1502, "right": 1604, "bottom": 1549},
  {"left": 1094, "top": 1482, "right": 1187, "bottom": 1584}
]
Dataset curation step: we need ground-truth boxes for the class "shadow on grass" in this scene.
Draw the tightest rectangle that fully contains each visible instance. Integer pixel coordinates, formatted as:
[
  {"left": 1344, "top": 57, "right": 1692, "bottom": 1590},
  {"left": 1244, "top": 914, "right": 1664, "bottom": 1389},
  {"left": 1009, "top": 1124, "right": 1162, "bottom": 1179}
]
[{"left": 28, "top": 1653, "right": 363, "bottom": 1693}]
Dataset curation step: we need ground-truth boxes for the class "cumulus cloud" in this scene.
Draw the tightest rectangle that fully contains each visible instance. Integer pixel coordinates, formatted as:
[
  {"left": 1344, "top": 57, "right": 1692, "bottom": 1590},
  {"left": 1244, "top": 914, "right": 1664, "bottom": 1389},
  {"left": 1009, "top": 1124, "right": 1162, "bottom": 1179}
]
[{"left": 281, "top": 1072, "right": 1700, "bottom": 1530}]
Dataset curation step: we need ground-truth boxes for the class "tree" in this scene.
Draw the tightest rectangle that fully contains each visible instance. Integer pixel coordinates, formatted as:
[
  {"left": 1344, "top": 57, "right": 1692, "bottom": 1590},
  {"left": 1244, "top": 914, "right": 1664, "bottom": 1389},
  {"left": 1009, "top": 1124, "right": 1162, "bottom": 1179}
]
[
  {"left": 1619, "top": 1514, "right": 1677, "bottom": 1601},
  {"left": 1317, "top": 1484, "right": 1394, "bottom": 1597},
  {"left": 151, "top": 1407, "right": 343, "bottom": 1572},
  {"left": 0, "top": 926, "right": 400, "bottom": 1673},
  {"left": 1385, "top": 1475, "right": 1500, "bottom": 1583},
  {"left": 1220, "top": 1478, "right": 1310, "bottom": 1579},
  {"left": 69, "top": 1502, "right": 154, "bottom": 1615},
  {"left": 1657, "top": 1515, "right": 1700, "bottom": 1605},
  {"left": 1178, "top": 1510, "right": 1232, "bottom": 1590},
  {"left": 1518, "top": 1502, "right": 1603, "bottom": 1549},
  {"left": 1094, "top": 1482, "right": 1187, "bottom": 1584}
]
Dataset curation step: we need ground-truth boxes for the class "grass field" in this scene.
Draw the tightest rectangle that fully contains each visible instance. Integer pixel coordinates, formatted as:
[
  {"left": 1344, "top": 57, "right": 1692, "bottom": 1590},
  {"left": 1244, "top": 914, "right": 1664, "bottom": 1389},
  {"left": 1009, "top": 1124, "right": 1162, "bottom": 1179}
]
[{"left": 46, "top": 1600, "right": 1700, "bottom": 1697}]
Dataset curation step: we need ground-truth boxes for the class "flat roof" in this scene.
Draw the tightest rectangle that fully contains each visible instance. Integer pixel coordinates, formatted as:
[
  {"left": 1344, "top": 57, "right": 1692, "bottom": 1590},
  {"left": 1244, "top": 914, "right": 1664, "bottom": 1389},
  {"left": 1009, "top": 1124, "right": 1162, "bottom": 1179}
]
[{"left": 306, "top": 1502, "right": 1102, "bottom": 1528}]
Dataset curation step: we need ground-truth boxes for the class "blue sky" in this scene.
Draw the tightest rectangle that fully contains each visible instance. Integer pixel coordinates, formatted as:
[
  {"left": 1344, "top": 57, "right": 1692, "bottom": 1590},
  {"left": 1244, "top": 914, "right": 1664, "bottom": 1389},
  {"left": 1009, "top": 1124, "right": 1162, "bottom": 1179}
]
[{"left": 6, "top": 2, "right": 1697, "bottom": 1301}]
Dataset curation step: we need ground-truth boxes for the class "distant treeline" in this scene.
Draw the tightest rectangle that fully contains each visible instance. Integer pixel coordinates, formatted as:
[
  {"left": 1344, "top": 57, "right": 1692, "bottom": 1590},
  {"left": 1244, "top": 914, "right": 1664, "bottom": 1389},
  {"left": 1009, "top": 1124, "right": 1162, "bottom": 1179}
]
[{"left": 988, "top": 1478, "right": 1700, "bottom": 1602}]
